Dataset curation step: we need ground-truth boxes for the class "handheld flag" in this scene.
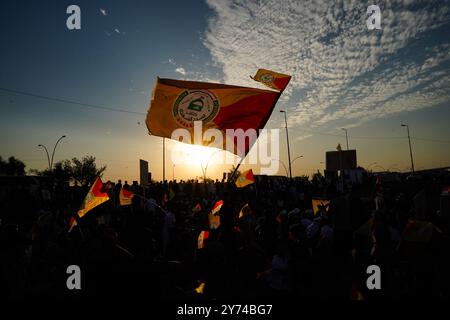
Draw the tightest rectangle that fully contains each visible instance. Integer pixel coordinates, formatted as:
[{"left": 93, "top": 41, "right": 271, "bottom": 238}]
[
  {"left": 192, "top": 203, "right": 202, "bottom": 213},
  {"left": 197, "top": 230, "right": 210, "bottom": 249},
  {"left": 69, "top": 177, "right": 109, "bottom": 231},
  {"left": 211, "top": 200, "right": 224, "bottom": 215},
  {"left": 402, "top": 219, "right": 434, "bottom": 244},
  {"left": 146, "top": 73, "right": 289, "bottom": 157},
  {"left": 195, "top": 282, "right": 206, "bottom": 294},
  {"left": 238, "top": 203, "right": 250, "bottom": 219},
  {"left": 209, "top": 200, "right": 223, "bottom": 229},
  {"left": 251, "top": 68, "right": 291, "bottom": 91},
  {"left": 235, "top": 169, "right": 255, "bottom": 188},
  {"left": 312, "top": 199, "right": 330, "bottom": 216},
  {"left": 119, "top": 188, "right": 134, "bottom": 206},
  {"left": 208, "top": 214, "right": 220, "bottom": 230}
]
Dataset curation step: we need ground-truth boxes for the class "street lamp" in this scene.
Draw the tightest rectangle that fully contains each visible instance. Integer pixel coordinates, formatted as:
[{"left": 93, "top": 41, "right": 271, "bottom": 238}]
[
  {"left": 280, "top": 110, "right": 292, "bottom": 180},
  {"left": 200, "top": 149, "right": 223, "bottom": 181},
  {"left": 162, "top": 137, "right": 166, "bottom": 182},
  {"left": 290, "top": 155, "right": 303, "bottom": 166},
  {"left": 50, "top": 135, "right": 66, "bottom": 170},
  {"left": 273, "top": 158, "right": 289, "bottom": 177},
  {"left": 401, "top": 124, "right": 415, "bottom": 173},
  {"left": 341, "top": 128, "right": 349, "bottom": 150},
  {"left": 38, "top": 144, "right": 51, "bottom": 171},
  {"left": 367, "top": 162, "right": 377, "bottom": 171},
  {"left": 290, "top": 155, "right": 303, "bottom": 176},
  {"left": 38, "top": 135, "right": 66, "bottom": 171}
]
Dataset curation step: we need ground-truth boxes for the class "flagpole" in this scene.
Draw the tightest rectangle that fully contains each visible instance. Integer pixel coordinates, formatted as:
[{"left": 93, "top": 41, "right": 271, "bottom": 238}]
[
  {"left": 229, "top": 155, "right": 246, "bottom": 183},
  {"left": 229, "top": 88, "right": 285, "bottom": 183},
  {"left": 162, "top": 137, "right": 166, "bottom": 182}
]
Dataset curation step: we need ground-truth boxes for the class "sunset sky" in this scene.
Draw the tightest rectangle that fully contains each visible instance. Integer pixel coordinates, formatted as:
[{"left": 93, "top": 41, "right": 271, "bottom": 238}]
[{"left": 1, "top": 0, "right": 449, "bottom": 182}]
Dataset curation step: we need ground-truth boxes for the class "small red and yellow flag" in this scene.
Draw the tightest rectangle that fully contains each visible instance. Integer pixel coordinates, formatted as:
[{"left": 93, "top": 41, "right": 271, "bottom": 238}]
[
  {"left": 251, "top": 68, "right": 291, "bottom": 92},
  {"left": 192, "top": 203, "right": 202, "bottom": 213},
  {"left": 198, "top": 230, "right": 210, "bottom": 249},
  {"left": 312, "top": 199, "right": 330, "bottom": 216},
  {"left": 119, "top": 188, "right": 134, "bottom": 206},
  {"left": 69, "top": 177, "right": 109, "bottom": 231},
  {"left": 211, "top": 200, "right": 224, "bottom": 215},
  {"left": 235, "top": 169, "right": 255, "bottom": 188},
  {"left": 238, "top": 203, "right": 251, "bottom": 219},
  {"left": 208, "top": 200, "right": 223, "bottom": 230}
]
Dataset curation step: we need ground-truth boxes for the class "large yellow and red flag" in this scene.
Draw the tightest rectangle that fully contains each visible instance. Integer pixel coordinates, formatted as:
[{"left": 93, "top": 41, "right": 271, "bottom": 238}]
[
  {"left": 251, "top": 69, "right": 291, "bottom": 92},
  {"left": 69, "top": 177, "right": 110, "bottom": 231},
  {"left": 146, "top": 70, "right": 290, "bottom": 156},
  {"left": 235, "top": 169, "right": 255, "bottom": 188}
]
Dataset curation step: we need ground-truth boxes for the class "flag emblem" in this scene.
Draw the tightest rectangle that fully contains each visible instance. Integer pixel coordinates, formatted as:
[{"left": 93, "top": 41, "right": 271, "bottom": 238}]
[
  {"left": 173, "top": 89, "right": 220, "bottom": 128},
  {"left": 260, "top": 73, "right": 275, "bottom": 84}
]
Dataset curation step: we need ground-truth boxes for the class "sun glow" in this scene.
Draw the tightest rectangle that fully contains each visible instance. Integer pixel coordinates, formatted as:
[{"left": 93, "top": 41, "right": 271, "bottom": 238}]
[{"left": 171, "top": 142, "right": 228, "bottom": 167}]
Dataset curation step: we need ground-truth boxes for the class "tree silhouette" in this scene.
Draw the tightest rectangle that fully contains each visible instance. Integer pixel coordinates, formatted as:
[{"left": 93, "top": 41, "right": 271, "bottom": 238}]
[
  {"left": 0, "top": 156, "right": 26, "bottom": 176},
  {"left": 36, "top": 155, "right": 106, "bottom": 185}
]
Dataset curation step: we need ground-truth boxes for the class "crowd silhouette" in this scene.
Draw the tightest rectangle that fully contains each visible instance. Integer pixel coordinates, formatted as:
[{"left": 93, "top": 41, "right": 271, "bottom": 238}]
[{"left": 1, "top": 170, "right": 449, "bottom": 300}]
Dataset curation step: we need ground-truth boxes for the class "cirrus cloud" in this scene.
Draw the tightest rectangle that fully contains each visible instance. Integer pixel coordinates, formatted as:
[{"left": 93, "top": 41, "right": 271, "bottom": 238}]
[{"left": 203, "top": 0, "right": 450, "bottom": 132}]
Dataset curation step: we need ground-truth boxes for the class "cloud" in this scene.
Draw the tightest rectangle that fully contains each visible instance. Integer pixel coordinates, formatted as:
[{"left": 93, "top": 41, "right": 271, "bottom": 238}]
[
  {"left": 175, "top": 67, "right": 187, "bottom": 76},
  {"left": 295, "top": 134, "right": 313, "bottom": 142},
  {"left": 203, "top": 0, "right": 450, "bottom": 131},
  {"left": 100, "top": 8, "right": 107, "bottom": 16}
]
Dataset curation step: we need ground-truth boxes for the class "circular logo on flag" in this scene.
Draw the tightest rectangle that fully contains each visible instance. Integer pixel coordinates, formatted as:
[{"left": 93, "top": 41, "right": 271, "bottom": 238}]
[
  {"left": 260, "top": 73, "right": 274, "bottom": 84},
  {"left": 173, "top": 90, "right": 220, "bottom": 128}
]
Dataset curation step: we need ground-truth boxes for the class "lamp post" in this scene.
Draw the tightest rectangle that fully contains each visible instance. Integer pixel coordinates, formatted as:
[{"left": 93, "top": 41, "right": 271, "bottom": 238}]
[
  {"left": 290, "top": 155, "right": 303, "bottom": 176},
  {"left": 38, "top": 135, "right": 66, "bottom": 171},
  {"left": 374, "top": 164, "right": 386, "bottom": 172},
  {"left": 38, "top": 144, "right": 51, "bottom": 171},
  {"left": 50, "top": 135, "right": 66, "bottom": 170},
  {"left": 367, "top": 162, "right": 377, "bottom": 171},
  {"left": 401, "top": 124, "right": 415, "bottom": 173},
  {"left": 290, "top": 155, "right": 303, "bottom": 166},
  {"left": 341, "top": 128, "right": 349, "bottom": 150},
  {"left": 280, "top": 110, "right": 292, "bottom": 180},
  {"left": 162, "top": 137, "right": 166, "bottom": 182},
  {"left": 273, "top": 158, "right": 289, "bottom": 177},
  {"left": 201, "top": 149, "right": 223, "bottom": 182}
]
